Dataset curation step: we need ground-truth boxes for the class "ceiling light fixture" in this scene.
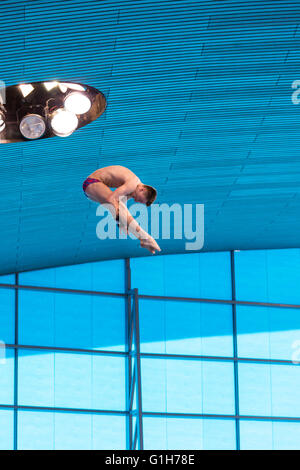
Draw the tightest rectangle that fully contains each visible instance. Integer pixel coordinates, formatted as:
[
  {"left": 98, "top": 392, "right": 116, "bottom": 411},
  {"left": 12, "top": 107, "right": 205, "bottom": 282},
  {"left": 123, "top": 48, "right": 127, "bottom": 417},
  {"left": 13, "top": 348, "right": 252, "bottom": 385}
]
[
  {"left": 19, "top": 113, "right": 46, "bottom": 140},
  {"left": 60, "top": 82, "right": 85, "bottom": 92},
  {"left": 64, "top": 92, "right": 91, "bottom": 115},
  {"left": 19, "top": 84, "right": 34, "bottom": 98},
  {"left": 50, "top": 108, "right": 78, "bottom": 137},
  {"left": 44, "top": 81, "right": 58, "bottom": 91},
  {"left": 0, "top": 80, "right": 106, "bottom": 143}
]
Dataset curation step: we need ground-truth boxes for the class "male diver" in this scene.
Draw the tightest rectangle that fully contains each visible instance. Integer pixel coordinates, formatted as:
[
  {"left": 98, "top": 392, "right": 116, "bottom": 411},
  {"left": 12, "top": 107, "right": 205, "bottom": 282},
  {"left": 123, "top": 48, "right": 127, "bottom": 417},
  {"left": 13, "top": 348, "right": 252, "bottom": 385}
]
[{"left": 82, "top": 165, "right": 161, "bottom": 254}]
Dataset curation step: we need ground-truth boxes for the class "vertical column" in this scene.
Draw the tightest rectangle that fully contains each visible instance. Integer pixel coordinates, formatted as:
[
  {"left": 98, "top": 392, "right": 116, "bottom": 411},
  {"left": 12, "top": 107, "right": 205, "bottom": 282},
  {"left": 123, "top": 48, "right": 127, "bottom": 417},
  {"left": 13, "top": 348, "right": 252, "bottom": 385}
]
[
  {"left": 230, "top": 251, "right": 240, "bottom": 450},
  {"left": 14, "top": 272, "right": 19, "bottom": 450},
  {"left": 133, "top": 288, "right": 144, "bottom": 450},
  {"left": 125, "top": 258, "right": 132, "bottom": 450},
  {"left": 126, "top": 280, "right": 144, "bottom": 450}
]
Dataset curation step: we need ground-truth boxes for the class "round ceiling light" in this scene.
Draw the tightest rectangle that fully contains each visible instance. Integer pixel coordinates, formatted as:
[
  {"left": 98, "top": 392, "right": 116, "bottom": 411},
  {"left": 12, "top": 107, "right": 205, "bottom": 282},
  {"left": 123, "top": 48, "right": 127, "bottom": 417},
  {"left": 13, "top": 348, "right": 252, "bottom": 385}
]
[
  {"left": 19, "top": 113, "right": 46, "bottom": 140},
  {"left": 50, "top": 108, "right": 78, "bottom": 137},
  {"left": 64, "top": 92, "right": 91, "bottom": 115}
]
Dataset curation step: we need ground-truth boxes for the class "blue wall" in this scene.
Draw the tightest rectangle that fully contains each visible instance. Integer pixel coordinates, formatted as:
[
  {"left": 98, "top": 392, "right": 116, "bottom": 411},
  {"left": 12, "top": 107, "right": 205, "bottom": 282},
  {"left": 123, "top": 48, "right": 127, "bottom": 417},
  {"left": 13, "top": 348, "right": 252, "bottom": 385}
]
[{"left": 0, "top": 248, "right": 300, "bottom": 449}]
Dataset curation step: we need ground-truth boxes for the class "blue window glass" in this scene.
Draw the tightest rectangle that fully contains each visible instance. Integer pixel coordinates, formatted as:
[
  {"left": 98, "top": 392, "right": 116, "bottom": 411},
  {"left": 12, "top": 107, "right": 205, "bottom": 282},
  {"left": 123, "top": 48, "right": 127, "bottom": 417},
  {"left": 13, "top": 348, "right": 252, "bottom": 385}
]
[
  {"left": 142, "top": 358, "right": 235, "bottom": 415},
  {"left": 0, "top": 409, "right": 14, "bottom": 450},
  {"left": 0, "top": 288, "right": 15, "bottom": 344},
  {"left": 143, "top": 417, "right": 236, "bottom": 450},
  {"left": 91, "top": 354, "right": 126, "bottom": 411},
  {"left": 18, "top": 349, "right": 55, "bottom": 407},
  {"left": 201, "top": 418, "right": 236, "bottom": 450},
  {"left": 131, "top": 256, "right": 165, "bottom": 296},
  {"left": 240, "top": 419, "right": 273, "bottom": 450},
  {"left": 271, "top": 421, "right": 300, "bottom": 450},
  {"left": 19, "top": 290, "right": 125, "bottom": 351},
  {"left": 19, "top": 259, "right": 125, "bottom": 293},
  {"left": 139, "top": 299, "right": 233, "bottom": 357},
  {"left": 0, "top": 348, "right": 14, "bottom": 405},
  {"left": 0, "top": 275, "right": 14, "bottom": 284},
  {"left": 92, "top": 414, "right": 126, "bottom": 450},
  {"left": 18, "top": 409, "right": 54, "bottom": 450},
  {"left": 6, "top": 247, "right": 300, "bottom": 449},
  {"left": 18, "top": 410, "right": 126, "bottom": 450},
  {"left": 237, "top": 305, "right": 300, "bottom": 360},
  {"left": 131, "top": 252, "right": 231, "bottom": 300},
  {"left": 18, "top": 291, "right": 55, "bottom": 347},
  {"left": 240, "top": 420, "right": 300, "bottom": 450},
  {"left": 235, "top": 248, "right": 300, "bottom": 304},
  {"left": 201, "top": 360, "right": 235, "bottom": 415},
  {"left": 92, "top": 296, "right": 126, "bottom": 352},
  {"left": 18, "top": 349, "right": 125, "bottom": 411},
  {"left": 54, "top": 352, "right": 93, "bottom": 409},
  {"left": 239, "top": 362, "right": 300, "bottom": 417}
]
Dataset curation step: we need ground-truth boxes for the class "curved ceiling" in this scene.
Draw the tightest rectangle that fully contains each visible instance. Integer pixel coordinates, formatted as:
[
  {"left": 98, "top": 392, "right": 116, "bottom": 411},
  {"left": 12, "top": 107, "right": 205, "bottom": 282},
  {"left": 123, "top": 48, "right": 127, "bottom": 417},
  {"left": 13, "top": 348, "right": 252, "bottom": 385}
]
[{"left": 1, "top": 0, "right": 300, "bottom": 274}]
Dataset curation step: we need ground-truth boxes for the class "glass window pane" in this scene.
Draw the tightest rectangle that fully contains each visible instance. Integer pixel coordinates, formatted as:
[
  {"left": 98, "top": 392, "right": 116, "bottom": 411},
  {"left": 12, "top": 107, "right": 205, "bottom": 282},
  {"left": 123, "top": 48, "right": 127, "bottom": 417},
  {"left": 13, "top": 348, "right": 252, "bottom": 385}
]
[
  {"left": 142, "top": 358, "right": 235, "bottom": 415},
  {"left": 272, "top": 421, "right": 300, "bottom": 450},
  {"left": 18, "top": 409, "right": 54, "bottom": 450},
  {"left": 18, "top": 410, "right": 126, "bottom": 450},
  {"left": 19, "top": 290, "right": 125, "bottom": 351},
  {"left": 201, "top": 361, "right": 235, "bottom": 415},
  {"left": 131, "top": 256, "right": 165, "bottom": 296},
  {"left": 237, "top": 305, "right": 300, "bottom": 360},
  {"left": 19, "top": 291, "right": 55, "bottom": 347},
  {"left": 240, "top": 420, "right": 272, "bottom": 450},
  {"left": 240, "top": 420, "right": 300, "bottom": 450},
  {"left": 201, "top": 418, "right": 236, "bottom": 450},
  {"left": 131, "top": 252, "right": 232, "bottom": 300},
  {"left": 0, "top": 288, "right": 15, "bottom": 344},
  {"left": 91, "top": 355, "right": 126, "bottom": 411},
  {"left": 235, "top": 248, "right": 300, "bottom": 304},
  {"left": 139, "top": 299, "right": 165, "bottom": 354},
  {"left": 0, "top": 348, "right": 14, "bottom": 405},
  {"left": 239, "top": 362, "right": 300, "bottom": 417},
  {"left": 92, "top": 414, "right": 126, "bottom": 450},
  {"left": 0, "top": 409, "right": 14, "bottom": 450},
  {"left": 18, "top": 350, "right": 54, "bottom": 407},
  {"left": 143, "top": 417, "right": 236, "bottom": 450},
  {"left": 92, "top": 296, "right": 126, "bottom": 352},
  {"left": 238, "top": 363, "right": 272, "bottom": 416},
  {"left": 139, "top": 299, "right": 233, "bottom": 357},
  {"left": 54, "top": 352, "right": 93, "bottom": 409},
  {"left": 18, "top": 349, "right": 125, "bottom": 411},
  {"left": 19, "top": 259, "right": 125, "bottom": 293},
  {"left": 0, "top": 275, "right": 14, "bottom": 284}
]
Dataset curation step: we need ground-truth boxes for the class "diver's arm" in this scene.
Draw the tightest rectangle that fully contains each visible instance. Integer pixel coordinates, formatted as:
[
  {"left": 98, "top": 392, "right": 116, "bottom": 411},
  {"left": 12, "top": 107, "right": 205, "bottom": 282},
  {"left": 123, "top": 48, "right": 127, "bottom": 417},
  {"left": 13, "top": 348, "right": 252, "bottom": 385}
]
[
  {"left": 117, "top": 200, "right": 161, "bottom": 253},
  {"left": 110, "top": 177, "right": 140, "bottom": 202}
]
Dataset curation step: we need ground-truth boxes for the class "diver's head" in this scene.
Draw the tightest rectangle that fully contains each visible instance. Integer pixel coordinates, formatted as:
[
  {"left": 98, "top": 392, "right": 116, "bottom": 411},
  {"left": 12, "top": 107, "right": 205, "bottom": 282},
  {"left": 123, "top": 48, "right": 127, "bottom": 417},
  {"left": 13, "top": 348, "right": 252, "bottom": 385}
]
[{"left": 133, "top": 184, "right": 157, "bottom": 206}]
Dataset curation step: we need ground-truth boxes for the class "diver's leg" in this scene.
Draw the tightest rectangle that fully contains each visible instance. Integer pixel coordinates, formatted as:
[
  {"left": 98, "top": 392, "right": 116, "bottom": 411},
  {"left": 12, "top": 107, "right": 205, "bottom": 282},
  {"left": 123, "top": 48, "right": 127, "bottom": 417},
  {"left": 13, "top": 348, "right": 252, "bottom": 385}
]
[
  {"left": 118, "top": 200, "right": 161, "bottom": 253},
  {"left": 84, "top": 181, "right": 113, "bottom": 204},
  {"left": 85, "top": 182, "right": 160, "bottom": 253}
]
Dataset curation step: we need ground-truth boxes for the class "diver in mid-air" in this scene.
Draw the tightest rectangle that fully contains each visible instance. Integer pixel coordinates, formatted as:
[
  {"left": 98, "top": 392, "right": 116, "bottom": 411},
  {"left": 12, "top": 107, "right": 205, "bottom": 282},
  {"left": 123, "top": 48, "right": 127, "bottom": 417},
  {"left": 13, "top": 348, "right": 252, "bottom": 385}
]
[{"left": 83, "top": 165, "right": 161, "bottom": 254}]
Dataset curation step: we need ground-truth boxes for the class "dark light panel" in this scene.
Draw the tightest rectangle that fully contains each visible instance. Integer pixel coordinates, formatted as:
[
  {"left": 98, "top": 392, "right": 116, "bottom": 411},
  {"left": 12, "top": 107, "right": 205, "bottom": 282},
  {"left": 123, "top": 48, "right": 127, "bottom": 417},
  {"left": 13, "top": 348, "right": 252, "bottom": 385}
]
[{"left": 0, "top": 81, "right": 106, "bottom": 143}]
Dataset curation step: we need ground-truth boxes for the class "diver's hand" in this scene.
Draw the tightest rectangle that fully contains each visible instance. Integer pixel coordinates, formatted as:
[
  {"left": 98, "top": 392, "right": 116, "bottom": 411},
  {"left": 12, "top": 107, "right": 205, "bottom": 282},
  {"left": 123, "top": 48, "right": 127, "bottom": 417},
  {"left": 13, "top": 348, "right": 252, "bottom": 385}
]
[{"left": 140, "top": 236, "right": 161, "bottom": 254}]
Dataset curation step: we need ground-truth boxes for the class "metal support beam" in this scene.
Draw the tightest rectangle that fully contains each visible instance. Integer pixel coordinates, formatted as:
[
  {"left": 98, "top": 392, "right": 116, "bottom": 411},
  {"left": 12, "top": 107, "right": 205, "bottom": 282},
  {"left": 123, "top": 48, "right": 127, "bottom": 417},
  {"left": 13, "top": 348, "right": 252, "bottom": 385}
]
[
  {"left": 126, "top": 284, "right": 144, "bottom": 450},
  {"left": 231, "top": 251, "right": 240, "bottom": 450},
  {"left": 125, "top": 258, "right": 132, "bottom": 450},
  {"left": 13, "top": 273, "right": 18, "bottom": 451},
  {"left": 133, "top": 288, "right": 144, "bottom": 450}
]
